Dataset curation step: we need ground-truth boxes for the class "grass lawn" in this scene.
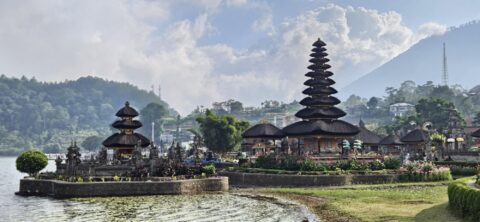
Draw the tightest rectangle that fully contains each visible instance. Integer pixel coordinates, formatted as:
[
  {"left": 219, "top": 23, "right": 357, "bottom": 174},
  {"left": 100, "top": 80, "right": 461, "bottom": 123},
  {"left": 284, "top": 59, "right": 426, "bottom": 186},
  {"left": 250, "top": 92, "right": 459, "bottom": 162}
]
[{"left": 248, "top": 181, "right": 464, "bottom": 222}]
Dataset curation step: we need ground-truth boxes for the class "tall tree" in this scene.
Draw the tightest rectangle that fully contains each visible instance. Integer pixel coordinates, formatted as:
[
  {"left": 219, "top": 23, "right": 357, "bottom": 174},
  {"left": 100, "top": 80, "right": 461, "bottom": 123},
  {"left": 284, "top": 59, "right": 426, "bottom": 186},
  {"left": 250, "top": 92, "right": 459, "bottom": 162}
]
[
  {"left": 139, "top": 103, "right": 168, "bottom": 139},
  {"left": 473, "top": 112, "right": 480, "bottom": 126},
  {"left": 415, "top": 98, "right": 462, "bottom": 131},
  {"left": 196, "top": 110, "right": 249, "bottom": 154},
  {"left": 367, "top": 97, "right": 379, "bottom": 110},
  {"left": 81, "top": 136, "right": 103, "bottom": 152}
]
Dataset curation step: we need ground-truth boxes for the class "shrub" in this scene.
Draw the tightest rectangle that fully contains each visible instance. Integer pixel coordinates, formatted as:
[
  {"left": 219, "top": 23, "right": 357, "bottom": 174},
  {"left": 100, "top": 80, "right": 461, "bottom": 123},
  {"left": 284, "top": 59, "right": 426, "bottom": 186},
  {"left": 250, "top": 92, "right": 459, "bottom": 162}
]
[
  {"left": 405, "top": 163, "right": 420, "bottom": 174},
  {"left": 421, "top": 163, "right": 434, "bottom": 174},
  {"left": 384, "top": 157, "right": 401, "bottom": 169},
  {"left": 351, "top": 160, "right": 369, "bottom": 171},
  {"left": 300, "top": 159, "right": 318, "bottom": 171},
  {"left": 113, "top": 175, "right": 120, "bottom": 182},
  {"left": 369, "top": 159, "right": 385, "bottom": 171},
  {"left": 254, "top": 155, "right": 277, "bottom": 169},
  {"left": 334, "top": 160, "right": 369, "bottom": 171},
  {"left": 448, "top": 178, "right": 480, "bottom": 221},
  {"left": 280, "top": 157, "right": 300, "bottom": 171},
  {"left": 16, "top": 150, "right": 48, "bottom": 177},
  {"left": 335, "top": 160, "right": 352, "bottom": 171},
  {"left": 202, "top": 164, "right": 216, "bottom": 175},
  {"left": 450, "top": 166, "right": 478, "bottom": 176}
]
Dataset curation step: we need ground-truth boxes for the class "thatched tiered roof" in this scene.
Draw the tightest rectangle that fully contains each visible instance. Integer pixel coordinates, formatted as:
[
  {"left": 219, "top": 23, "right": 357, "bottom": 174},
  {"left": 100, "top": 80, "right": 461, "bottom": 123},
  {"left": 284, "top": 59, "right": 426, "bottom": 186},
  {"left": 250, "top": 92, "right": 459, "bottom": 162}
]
[
  {"left": 283, "top": 38, "right": 359, "bottom": 137},
  {"left": 103, "top": 101, "right": 150, "bottom": 148}
]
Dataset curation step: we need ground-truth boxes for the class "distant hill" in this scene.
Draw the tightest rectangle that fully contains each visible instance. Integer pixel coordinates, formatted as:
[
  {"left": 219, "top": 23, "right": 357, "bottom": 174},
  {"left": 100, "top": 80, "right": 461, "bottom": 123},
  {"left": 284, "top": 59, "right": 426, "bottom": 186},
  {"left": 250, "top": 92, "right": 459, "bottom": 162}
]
[
  {"left": 340, "top": 21, "right": 480, "bottom": 99},
  {"left": 0, "top": 75, "right": 174, "bottom": 155}
]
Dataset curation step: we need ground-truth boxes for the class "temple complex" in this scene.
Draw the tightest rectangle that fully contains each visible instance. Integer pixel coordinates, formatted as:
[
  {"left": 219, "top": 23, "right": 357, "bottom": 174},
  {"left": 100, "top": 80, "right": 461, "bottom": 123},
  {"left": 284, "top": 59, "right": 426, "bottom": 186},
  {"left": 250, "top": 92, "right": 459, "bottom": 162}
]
[
  {"left": 102, "top": 101, "right": 150, "bottom": 159},
  {"left": 282, "top": 38, "right": 359, "bottom": 157}
]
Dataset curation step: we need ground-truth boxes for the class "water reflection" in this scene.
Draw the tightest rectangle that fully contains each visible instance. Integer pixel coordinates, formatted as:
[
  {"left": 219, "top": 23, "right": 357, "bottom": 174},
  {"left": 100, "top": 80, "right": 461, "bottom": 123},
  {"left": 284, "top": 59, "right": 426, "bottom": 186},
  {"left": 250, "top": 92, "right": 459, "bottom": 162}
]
[{"left": 0, "top": 157, "right": 316, "bottom": 222}]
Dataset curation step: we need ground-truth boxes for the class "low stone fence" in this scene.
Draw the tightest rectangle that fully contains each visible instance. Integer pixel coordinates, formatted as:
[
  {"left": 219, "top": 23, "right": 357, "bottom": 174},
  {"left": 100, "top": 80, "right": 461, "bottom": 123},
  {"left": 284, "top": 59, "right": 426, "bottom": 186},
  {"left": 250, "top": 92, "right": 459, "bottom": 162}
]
[
  {"left": 219, "top": 171, "right": 398, "bottom": 187},
  {"left": 16, "top": 177, "right": 228, "bottom": 198}
]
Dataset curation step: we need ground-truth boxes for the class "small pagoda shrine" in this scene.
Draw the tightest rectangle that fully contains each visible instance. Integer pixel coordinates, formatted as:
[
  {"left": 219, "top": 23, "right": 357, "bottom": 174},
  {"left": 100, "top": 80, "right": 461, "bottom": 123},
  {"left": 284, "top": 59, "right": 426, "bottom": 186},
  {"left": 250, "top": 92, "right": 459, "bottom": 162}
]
[
  {"left": 102, "top": 101, "right": 150, "bottom": 159},
  {"left": 283, "top": 38, "right": 359, "bottom": 157}
]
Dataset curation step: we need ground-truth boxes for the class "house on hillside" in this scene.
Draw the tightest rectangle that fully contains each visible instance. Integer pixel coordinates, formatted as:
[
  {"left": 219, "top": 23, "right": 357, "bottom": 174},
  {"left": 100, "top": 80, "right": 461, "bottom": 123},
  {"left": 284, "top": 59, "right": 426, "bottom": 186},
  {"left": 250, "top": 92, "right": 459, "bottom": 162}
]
[{"left": 389, "top": 103, "right": 415, "bottom": 117}]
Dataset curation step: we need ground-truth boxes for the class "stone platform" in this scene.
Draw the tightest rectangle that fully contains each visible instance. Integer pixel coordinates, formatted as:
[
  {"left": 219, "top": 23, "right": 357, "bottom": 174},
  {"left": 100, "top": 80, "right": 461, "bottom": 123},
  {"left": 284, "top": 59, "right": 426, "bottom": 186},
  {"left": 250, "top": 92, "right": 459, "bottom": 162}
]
[
  {"left": 16, "top": 177, "right": 228, "bottom": 198},
  {"left": 220, "top": 171, "right": 398, "bottom": 187}
]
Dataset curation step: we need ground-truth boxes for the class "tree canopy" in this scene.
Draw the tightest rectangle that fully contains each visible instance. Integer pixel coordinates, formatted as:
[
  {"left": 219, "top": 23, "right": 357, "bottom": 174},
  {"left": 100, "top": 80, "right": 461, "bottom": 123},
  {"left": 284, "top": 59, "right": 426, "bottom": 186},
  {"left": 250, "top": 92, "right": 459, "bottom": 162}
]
[
  {"left": 16, "top": 150, "right": 48, "bottom": 177},
  {"left": 196, "top": 110, "right": 249, "bottom": 154},
  {"left": 139, "top": 102, "right": 169, "bottom": 139},
  {"left": 81, "top": 136, "right": 103, "bottom": 152}
]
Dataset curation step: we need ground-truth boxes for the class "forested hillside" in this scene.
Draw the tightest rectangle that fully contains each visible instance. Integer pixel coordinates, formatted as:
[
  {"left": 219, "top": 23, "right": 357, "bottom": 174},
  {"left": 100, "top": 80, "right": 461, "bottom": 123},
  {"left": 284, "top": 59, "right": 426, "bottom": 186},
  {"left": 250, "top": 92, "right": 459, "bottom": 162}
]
[{"left": 0, "top": 75, "right": 173, "bottom": 155}]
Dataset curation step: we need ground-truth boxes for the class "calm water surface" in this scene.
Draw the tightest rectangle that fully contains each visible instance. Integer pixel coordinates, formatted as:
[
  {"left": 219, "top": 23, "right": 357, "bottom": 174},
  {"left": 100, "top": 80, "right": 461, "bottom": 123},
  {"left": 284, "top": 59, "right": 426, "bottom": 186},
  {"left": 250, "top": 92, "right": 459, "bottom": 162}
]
[{"left": 0, "top": 157, "right": 317, "bottom": 222}]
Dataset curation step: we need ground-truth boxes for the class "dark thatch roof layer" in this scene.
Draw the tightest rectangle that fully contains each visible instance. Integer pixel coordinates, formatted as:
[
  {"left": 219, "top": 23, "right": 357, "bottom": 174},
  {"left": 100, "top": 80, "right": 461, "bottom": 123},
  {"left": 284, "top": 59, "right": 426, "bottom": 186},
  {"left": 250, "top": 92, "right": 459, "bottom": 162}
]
[
  {"left": 305, "top": 71, "right": 333, "bottom": 78},
  {"left": 302, "top": 87, "right": 338, "bottom": 95},
  {"left": 354, "top": 123, "right": 382, "bottom": 144},
  {"left": 115, "top": 101, "right": 139, "bottom": 117},
  {"left": 309, "top": 57, "right": 329, "bottom": 63},
  {"left": 283, "top": 120, "right": 359, "bottom": 136},
  {"left": 308, "top": 64, "right": 332, "bottom": 70},
  {"left": 295, "top": 107, "right": 346, "bottom": 119},
  {"left": 242, "top": 123, "right": 285, "bottom": 139},
  {"left": 299, "top": 96, "right": 341, "bottom": 106},
  {"left": 112, "top": 119, "right": 142, "bottom": 130},
  {"left": 379, "top": 134, "right": 404, "bottom": 146},
  {"left": 401, "top": 129, "right": 429, "bottom": 143},
  {"left": 102, "top": 133, "right": 150, "bottom": 148},
  {"left": 309, "top": 52, "right": 328, "bottom": 58},
  {"left": 472, "top": 128, "right": 480, "bottom": 138},
  {"left": 304, "top": 78, "right": 335, "bottom": 87},
  {"left": 313, "top": 40, "right": 326, "bottom": 47}
]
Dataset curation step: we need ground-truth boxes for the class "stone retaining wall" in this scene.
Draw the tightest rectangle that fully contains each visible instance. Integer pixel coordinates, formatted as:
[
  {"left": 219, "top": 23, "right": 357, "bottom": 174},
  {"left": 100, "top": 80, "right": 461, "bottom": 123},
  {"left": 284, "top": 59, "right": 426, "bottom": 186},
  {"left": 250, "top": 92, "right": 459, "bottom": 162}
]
[
  {"left": 219, "top": 172, "right": 398, "bottom": 187},
  {"left": 16, "top": 177, "right": 228, "bottom": 198}
]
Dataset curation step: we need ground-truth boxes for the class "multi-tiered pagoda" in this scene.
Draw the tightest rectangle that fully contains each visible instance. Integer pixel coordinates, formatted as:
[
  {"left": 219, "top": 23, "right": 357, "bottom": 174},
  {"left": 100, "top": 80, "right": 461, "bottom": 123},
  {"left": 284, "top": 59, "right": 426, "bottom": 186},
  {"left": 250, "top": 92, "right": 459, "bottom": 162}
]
[
  {"left": 102, "top": 101, "right": 150, "bottom": 158},
  {"left": 283, "top": 38, "right": 359, "bottom": 155}
]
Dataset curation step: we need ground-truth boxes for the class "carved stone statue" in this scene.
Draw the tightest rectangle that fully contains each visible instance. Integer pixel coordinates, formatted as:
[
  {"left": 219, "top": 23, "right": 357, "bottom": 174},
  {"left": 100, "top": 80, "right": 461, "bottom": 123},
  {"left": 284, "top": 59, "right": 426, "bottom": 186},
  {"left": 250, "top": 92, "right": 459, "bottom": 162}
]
[
  {"left": 66, "top": 141, "right": 81, "bottom": 176},
  {"left": 55, "top": 155, "right": 63, "bottom": 168},
  {"left": 98, "top": 147, "right": 108, "bottom": 165},
  {"left": 131, "top": 140, "right": 143, "bottom": 167},
  {"left": 149, "top": 144, "right": 159, "bottom": 160}
]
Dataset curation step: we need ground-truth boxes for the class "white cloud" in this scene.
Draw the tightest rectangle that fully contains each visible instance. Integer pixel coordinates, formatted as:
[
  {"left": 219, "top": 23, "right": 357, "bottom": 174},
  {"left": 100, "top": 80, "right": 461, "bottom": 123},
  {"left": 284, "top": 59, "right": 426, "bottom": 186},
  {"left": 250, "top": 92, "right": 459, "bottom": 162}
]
[{"left": 0, "top": 1, "right": 446, "bottom": 115}]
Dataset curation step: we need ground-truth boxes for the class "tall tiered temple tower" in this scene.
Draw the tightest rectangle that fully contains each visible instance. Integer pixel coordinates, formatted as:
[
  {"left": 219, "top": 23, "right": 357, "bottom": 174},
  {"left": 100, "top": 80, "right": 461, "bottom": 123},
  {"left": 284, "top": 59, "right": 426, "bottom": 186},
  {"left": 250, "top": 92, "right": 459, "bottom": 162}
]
[
  {"left": 283, "top": 38, "right": 359, "bottom": 155},
  {"left": 102, "top": 101, "right": 151, "bottom": 158}
]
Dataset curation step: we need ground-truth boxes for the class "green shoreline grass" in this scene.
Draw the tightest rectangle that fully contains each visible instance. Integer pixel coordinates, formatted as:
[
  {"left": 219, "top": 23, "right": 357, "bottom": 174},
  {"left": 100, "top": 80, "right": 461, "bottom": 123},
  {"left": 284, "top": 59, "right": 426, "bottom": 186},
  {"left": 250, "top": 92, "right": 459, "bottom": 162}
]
[{"left": 243, "top": 180, "right": 465, "bottom": 222}]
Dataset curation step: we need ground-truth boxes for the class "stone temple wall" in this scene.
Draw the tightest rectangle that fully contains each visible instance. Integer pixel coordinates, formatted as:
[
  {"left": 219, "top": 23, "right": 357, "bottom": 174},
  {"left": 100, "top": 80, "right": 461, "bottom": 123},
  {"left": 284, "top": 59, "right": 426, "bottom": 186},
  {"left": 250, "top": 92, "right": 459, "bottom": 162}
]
[
  {"left": 16, "top": 177, "right": 228, "bottom": 198},
  {"left": 220, "top": 171, "right": 398, "bottom": 187}
]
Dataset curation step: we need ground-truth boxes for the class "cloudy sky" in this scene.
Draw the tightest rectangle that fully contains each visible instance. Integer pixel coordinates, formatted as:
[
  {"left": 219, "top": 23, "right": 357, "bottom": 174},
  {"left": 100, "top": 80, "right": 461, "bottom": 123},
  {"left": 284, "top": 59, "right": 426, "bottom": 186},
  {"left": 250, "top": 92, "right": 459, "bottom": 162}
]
[{"left": 1, "top": 0, "right": 479, "bottom": 114}]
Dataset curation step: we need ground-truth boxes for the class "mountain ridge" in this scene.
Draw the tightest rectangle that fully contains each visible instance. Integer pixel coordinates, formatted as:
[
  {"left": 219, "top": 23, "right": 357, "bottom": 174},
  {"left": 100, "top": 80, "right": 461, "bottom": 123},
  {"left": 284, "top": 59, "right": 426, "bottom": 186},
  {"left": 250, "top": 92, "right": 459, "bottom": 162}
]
[{"left": 340, "top": 21, "right": 480, "bottom": 99}]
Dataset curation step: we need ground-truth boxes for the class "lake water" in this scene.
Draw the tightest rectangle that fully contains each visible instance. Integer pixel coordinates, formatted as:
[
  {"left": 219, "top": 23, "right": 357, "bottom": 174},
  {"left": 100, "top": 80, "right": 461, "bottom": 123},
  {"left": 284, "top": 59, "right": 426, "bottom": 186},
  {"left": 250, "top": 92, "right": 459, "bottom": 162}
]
[{"left": 0, "top": 157, "right": 317, "bottom": 222}]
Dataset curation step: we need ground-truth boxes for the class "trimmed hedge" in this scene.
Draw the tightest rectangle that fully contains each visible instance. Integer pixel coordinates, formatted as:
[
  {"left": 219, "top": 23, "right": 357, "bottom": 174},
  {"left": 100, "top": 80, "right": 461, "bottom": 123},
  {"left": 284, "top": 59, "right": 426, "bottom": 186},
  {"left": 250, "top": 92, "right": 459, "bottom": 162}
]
[
  {"left": 450, "top": 166, "right": 478, "bottom": 176},
  {"left": 435, "top": 161, "right": 479, "bottom": 167},
  {"left": 226, "top": 167, "right": 395, "bottom": 176},
  {"left": 398, "top": 170, "right": 452, "bottom": 182},
  {"left": 448, "top": 178, "right": 480, "bottom": 221}
]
